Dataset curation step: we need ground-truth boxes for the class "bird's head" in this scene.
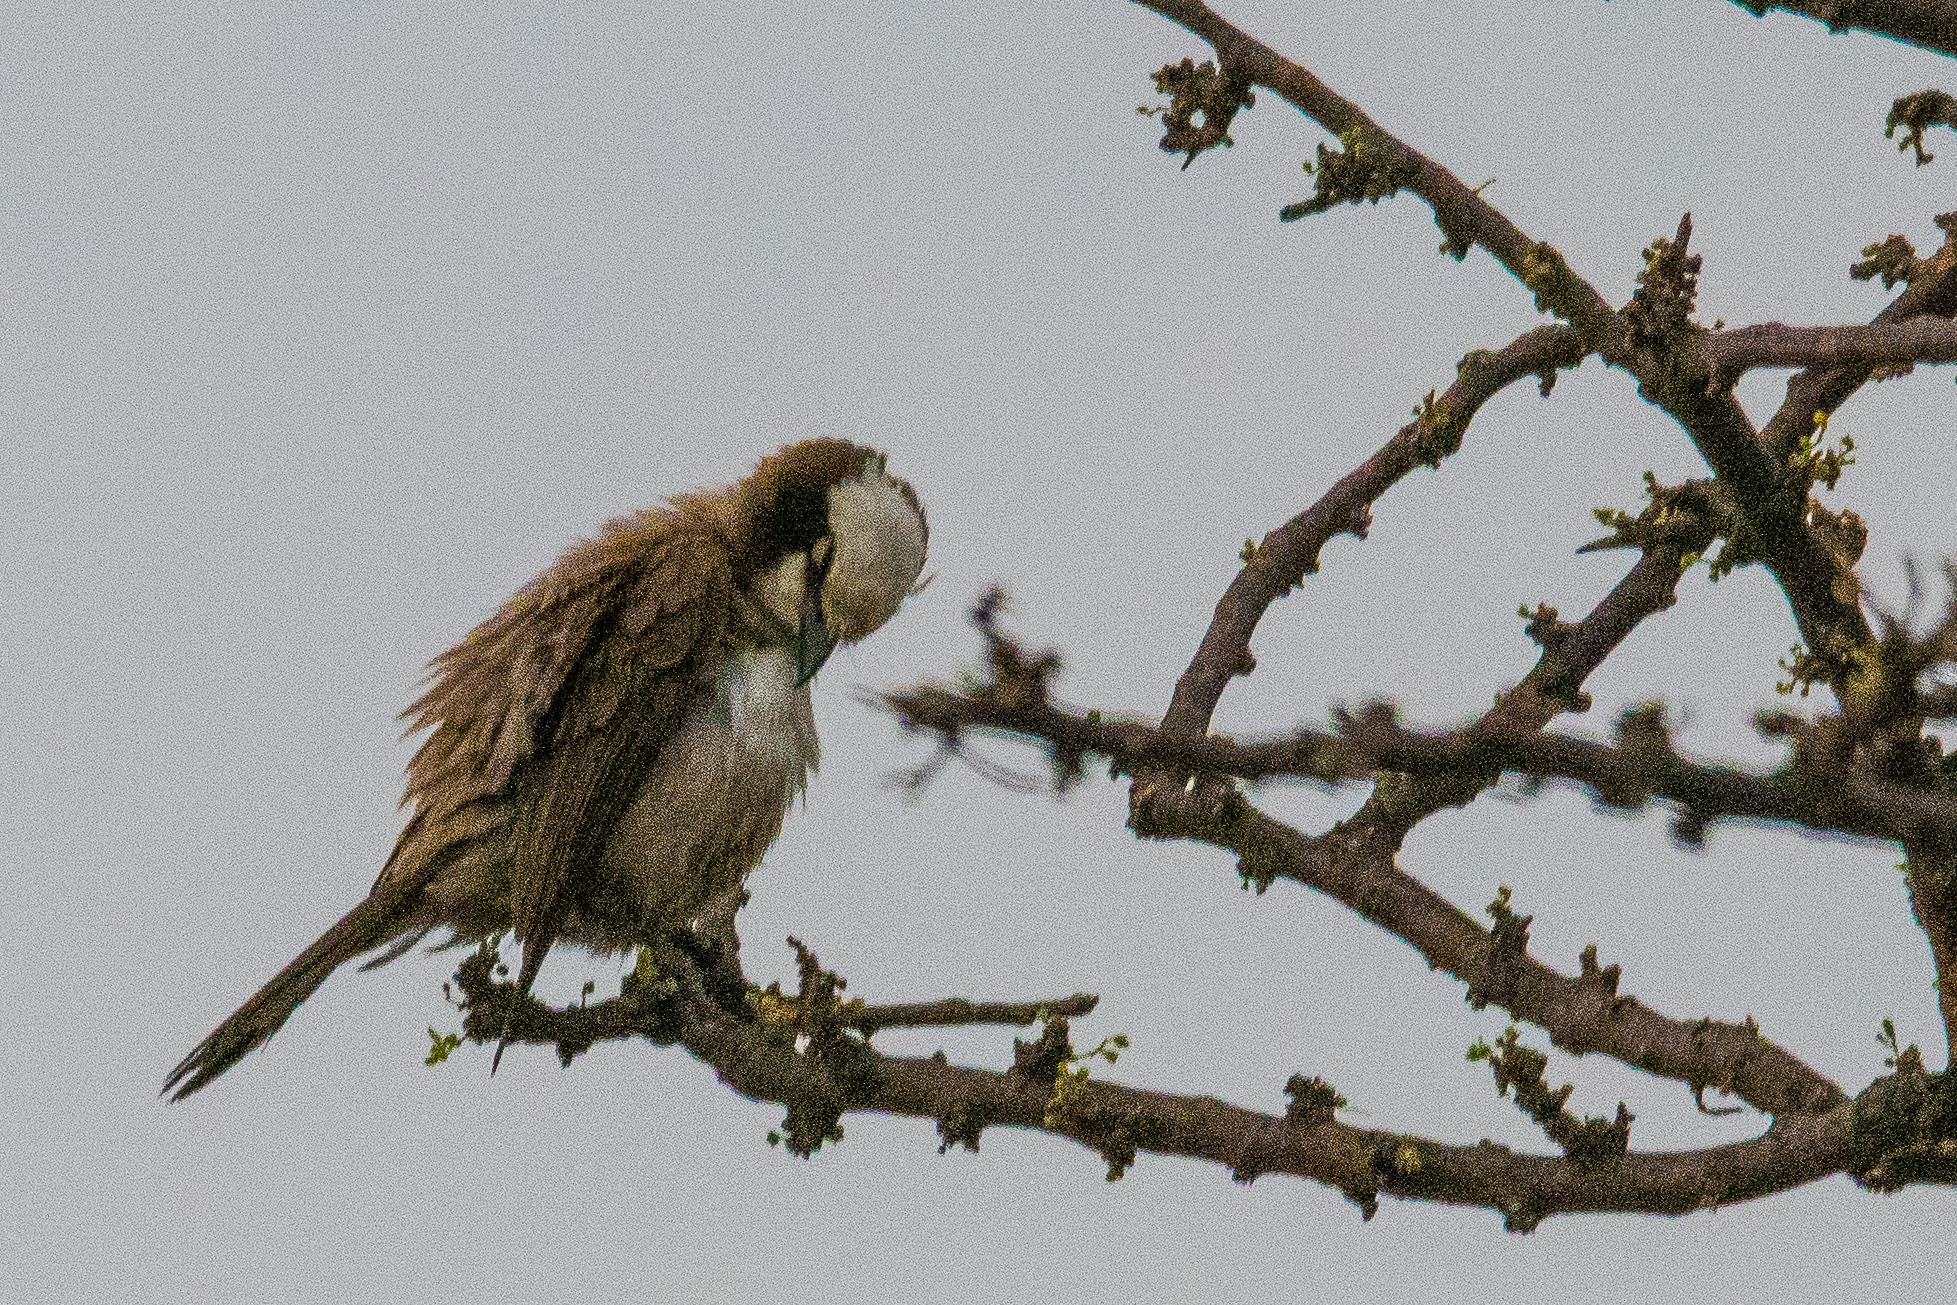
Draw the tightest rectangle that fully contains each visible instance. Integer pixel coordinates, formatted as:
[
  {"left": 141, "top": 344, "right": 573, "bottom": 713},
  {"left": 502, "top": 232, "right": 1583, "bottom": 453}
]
[{"left": 734, "top": 440, "right": 929, "bottom": 685}]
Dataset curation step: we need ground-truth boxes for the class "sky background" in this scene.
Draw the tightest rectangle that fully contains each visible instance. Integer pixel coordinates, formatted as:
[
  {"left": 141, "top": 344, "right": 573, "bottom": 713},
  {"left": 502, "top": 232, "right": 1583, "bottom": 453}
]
[{"left": 6, "top": 1, "right": 1954, "bottom": 1301}]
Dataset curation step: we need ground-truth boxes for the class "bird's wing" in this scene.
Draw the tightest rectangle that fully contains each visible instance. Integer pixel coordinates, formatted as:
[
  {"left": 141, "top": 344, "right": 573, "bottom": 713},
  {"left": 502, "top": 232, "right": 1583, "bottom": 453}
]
[
  {"left": 395, "top": 512, "right": 734, "bottom": 996},
  {"left": 163, "top": 514, "right": 730, "bottom": 1103}
]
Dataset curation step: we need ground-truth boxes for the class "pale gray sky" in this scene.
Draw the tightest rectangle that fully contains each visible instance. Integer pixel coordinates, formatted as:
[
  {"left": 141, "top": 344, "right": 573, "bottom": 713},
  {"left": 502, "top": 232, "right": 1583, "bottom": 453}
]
[{"left": 6, "top": 2, "right": 1952, "bottom": 1301}]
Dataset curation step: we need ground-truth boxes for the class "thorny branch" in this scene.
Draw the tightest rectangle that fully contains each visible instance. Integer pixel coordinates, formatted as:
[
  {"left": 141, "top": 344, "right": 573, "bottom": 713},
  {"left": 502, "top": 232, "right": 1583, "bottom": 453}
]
[
  {"left": 1153, "top": 322, "right": 1589, "bottom": 746},
  {"left": 414, "top": 0, "right": 1957, "bottom": 1230},
  {"left": 1134, "top": 0, "right": 1920, "bottom": 695},
  {"left": 889, "top": 592, "right": 1864, "bottom": 1118},
  {"left": 889, "top": 563, "right": 1957, "bottom": 859},
  {"left": 840, "top": 3, "right": 1957, "bottom": 1225},
  {"left": 442, "top": 938, "right": 1099, "bottom": 1071},
  {"left": 1125, "top": 0, "right": 1957, "bottom": 1054},
  {"left": 890, "top": 677, "right": 1957, "bottom": 849},
  {"left": 1763, "top": 211, "right": 1957, "bottom": 462},
  {"left": 447, "top": 933, "right": 1957, "bottom": 1227}
]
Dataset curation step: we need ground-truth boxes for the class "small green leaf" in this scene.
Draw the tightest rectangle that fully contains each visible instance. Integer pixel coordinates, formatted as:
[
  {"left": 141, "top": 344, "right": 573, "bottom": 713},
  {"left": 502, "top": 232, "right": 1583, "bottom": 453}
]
[{"left": 424, "top": 1027, "right": 463, "bottom": 1067}]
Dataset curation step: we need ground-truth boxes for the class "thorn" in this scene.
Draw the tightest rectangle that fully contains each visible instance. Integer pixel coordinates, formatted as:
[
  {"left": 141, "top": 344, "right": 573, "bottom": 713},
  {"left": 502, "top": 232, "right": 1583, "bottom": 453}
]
[{"left": 491, "top": 1015, "right": 511, "bottom": 1074}]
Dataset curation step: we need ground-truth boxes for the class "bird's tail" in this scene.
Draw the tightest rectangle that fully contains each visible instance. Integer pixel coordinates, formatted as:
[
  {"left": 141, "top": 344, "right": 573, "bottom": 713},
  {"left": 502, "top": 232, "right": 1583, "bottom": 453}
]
[{"left": 162, "top": 884, "right": 417, "bottom": 1102}]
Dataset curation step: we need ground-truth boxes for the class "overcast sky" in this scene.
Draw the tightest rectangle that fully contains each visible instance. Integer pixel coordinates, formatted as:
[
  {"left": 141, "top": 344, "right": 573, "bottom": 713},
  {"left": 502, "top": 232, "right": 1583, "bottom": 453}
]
[{"left": 6, "top": 2, "right": 1953, "bottom": 1301}]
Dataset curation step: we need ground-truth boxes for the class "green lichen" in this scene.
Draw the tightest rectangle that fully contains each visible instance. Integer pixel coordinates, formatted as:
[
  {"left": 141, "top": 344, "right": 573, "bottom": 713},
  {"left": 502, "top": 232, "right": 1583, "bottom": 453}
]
[
  {"left": 1141, "top": 57, "right": 1255, "bottom": 169},
  {"left": 1410, "top": 388, "right": 1466, "bottom": 466},
  {"left": 1885, "top": 89, "right": 1957, "bottom": 167},
  {"left": 1519, "top": 242, "right": 1582, "bottom": 320},
  {"left": 1281, "top": 125, "right": 1417, "bottom": 221}
]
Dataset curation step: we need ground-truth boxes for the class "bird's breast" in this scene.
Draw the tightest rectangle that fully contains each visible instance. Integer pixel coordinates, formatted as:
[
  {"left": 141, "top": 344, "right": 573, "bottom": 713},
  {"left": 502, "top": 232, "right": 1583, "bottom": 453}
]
[
  {"left": 591, "top": 644, "right": 819, "bottom": 942},
  {"left": 707, "top": 644, "right": 822, "bottom": 774}
]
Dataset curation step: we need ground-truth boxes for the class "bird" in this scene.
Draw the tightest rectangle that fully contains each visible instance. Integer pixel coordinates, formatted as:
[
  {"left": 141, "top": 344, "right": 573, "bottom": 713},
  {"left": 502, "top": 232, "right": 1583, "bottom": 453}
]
[{"left": 164, "top": 439, "right": 928, "bottom": 1100}]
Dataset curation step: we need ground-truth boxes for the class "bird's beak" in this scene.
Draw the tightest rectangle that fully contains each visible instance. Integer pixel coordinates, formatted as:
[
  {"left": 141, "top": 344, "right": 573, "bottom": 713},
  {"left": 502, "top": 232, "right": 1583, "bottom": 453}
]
[{"left": 794, "top": 584, "right": 836, "bottom": 687}]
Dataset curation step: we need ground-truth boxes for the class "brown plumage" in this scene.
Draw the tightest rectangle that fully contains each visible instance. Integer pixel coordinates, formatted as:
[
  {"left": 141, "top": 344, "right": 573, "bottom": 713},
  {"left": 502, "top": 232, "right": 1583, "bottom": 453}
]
[{"left": 165, "top": 439, "right": 928, "bottom": 1100}]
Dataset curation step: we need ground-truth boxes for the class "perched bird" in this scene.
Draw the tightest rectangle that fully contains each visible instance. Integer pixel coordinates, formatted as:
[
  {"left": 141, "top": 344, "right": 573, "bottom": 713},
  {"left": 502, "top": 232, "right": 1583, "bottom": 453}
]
[{"left": 164, "top": 439, "right": 928, "bottom": 1100}]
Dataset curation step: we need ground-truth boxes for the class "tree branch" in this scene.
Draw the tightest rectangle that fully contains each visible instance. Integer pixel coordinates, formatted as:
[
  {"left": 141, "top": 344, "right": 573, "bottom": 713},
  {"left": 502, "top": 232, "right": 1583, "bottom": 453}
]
[
  {"left": 1727, "top": 0, "right": 1957, "bottom": 59},
  {"left": 1125, "top": 22, "right": 1957, "bottom": 1089},
  {"left": 847, "top": 994, "right": 1101, "bottom": 1033},
  {"left": 890, "top": 683, "right": 1957, "bottom": 849},
  {"left": 1758, "top": 212, "right": 1957, "bottom": 460},
  {"left": 884, "top": 582, "right": 1865, "bottom": 1117},
  {"left": 1156, "top": 323, "right": 1587, "bottom": 743},
  {"left": 448, "top": 935, "right": 1955, "bottom": 1228},
  {"left": 1132, "top": 1, "right": 1629, "bottom": 347},
  {"left": 1700, "top": 318, "right": 1957, "bottom": 390},
  {"left": 1906, "top": 843, "right": 1957, "bottom": 1060},
  {"left": 1129, "top": 780, "right": 1850, "bottom": 1117},
  {"left": 1737, "top": 214, "right": 1957, "bottom": 1059},
  {"left": 449, "top": 941, "right": 1101, "bottom": 1069},
  {"left": 1133, "top": 4, "right": 1879, "bottom": 688}
]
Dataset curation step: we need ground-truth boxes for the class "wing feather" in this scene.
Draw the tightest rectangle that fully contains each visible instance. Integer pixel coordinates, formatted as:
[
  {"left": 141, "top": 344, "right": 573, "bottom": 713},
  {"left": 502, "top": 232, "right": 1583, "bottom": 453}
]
[{"left": 396, "top": 513, "right": 732, "bottom": 997}]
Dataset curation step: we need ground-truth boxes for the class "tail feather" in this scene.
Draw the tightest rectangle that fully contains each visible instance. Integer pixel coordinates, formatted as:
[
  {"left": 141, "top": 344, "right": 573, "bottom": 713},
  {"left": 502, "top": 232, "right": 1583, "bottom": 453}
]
[{"left": 162, "top": 886, "right": 415, "bottom": 1102}]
